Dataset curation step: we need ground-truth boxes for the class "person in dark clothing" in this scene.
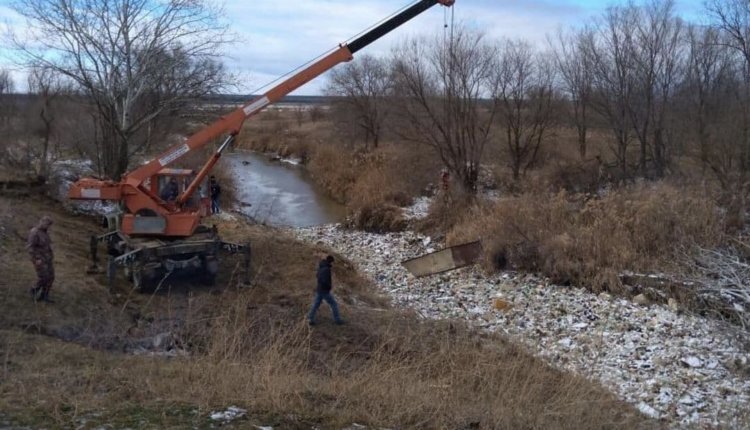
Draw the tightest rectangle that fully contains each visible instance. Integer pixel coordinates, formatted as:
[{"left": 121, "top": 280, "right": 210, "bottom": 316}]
[
  {"left": 209, "top": 175, "right": 221, "bottom": 214},
  {"left": 27, "top": 215, "right": 55, "bottom": 303},
  {"left": 161, "top": 177, "right": 179, "bottom": 201},
  {"left": 307, "top": 255, "right": 343, "bottom": 325}
]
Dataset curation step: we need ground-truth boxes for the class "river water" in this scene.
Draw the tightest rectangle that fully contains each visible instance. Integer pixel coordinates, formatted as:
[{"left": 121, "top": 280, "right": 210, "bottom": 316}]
[{"left": 223, "top": 152, "right": 345, "bottom": 227}]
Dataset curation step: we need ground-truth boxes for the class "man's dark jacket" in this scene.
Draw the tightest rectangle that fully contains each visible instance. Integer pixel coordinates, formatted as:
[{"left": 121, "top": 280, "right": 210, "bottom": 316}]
[
  {"left": 316, "top": 260, "right": 332, "bottom": 293},
  {"left": 210, "top": 182, "right": 221, "bottom": 198}
]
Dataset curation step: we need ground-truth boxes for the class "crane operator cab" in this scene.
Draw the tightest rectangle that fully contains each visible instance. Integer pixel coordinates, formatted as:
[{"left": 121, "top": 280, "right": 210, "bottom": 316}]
[
  {"left": 151, "top": 168, "right": 209, "bottom": 214},
  {"left": 102, "top": 168, "right": 210, "bottom": 235},
  {"left": 116, "top": 167, "right": 210, "bottom": 236}
]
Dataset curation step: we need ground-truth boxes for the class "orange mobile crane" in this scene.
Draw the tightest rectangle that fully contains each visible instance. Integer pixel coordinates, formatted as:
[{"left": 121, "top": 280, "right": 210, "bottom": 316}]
[{"left": 69, "top": 0, "right": 455, "bottom": 290}]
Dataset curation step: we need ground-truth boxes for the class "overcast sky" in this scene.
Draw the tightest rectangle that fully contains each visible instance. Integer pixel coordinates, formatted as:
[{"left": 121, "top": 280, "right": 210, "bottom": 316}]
[{"left": 0, "top": 0, "right": 706, "bottom": 95}]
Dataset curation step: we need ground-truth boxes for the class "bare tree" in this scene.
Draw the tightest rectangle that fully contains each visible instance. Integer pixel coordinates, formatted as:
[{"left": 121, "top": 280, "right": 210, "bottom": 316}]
[
  {"left": 0, "top": 69, "right": 14, "bottom": 128},
  {"left": 26, "top": 65, "right": 66, "bottom": 177},
  {"left": 628, "top": 0, "right": 683, "bottom": 178},
  {"left": 495, "top": 40, "right": 559, "bottom": 180},
  {"left": 550, "top": 27, "right": 595, "bottom": 159},
  {"left": 9, "top": 0, "right": 233, "bottom": 179},
  {"left": 391, "top": 28, "right": 498, "bottom": 192},
  {"left": 683, "top": 24, "right": 734, "bottom": 177},
  {"left": 327, "top": 55, "right": 392, "bottom": 150},
  {"left": 588, "top": 5, "right": 639, "bottom": 181},
  {"left": 706, "top": 0, "right": 750, "bottom": 228},
  {"left": 0, "top": 69, "right": 17, "bottom": 166}
]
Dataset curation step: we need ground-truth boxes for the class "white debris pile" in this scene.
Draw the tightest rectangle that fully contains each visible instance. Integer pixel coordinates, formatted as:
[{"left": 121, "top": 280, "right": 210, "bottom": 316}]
[
  {"left": 210, "top": 406, "right": 247, "bottom": 424},
  {"left": 50, "top": 159, "right": 117, "bottom": 216},
  {"left": 402, "top": 196, "right": 432, "bottom": 220},
  {"left": 129, "top": 331, "right": 190, "bottom": 357},
  {"left": 49, "top": 159, "right": 95, "bottom": 196},
  {"left": 212, "top": 211, "right": 238, "bottom": 221},
  {"left": 292, "top": 224, "right": 750, "bottom": 428}
]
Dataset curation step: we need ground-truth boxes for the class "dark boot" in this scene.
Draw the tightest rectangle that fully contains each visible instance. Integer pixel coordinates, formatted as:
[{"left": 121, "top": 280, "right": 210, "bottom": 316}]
[
  {"left": 40, "top": 289, "right": 54, "bottom": 303},
  {"left": 29, "top": 287, "right": 39, "bottom": 300},
  {"left": 33, "top": 288, "right": 46, "bottom": 302}
]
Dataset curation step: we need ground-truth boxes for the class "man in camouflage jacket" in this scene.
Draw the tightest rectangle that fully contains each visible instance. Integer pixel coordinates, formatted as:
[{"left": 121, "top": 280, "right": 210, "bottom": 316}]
[{"left": 27, "top": 215, "right": 55, "bottom": 303}]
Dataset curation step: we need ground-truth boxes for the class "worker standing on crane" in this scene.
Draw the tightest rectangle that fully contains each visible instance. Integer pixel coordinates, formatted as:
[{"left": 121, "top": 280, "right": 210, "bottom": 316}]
[{"left": 27, "top": 216, "right": 55, "bottom": 303}]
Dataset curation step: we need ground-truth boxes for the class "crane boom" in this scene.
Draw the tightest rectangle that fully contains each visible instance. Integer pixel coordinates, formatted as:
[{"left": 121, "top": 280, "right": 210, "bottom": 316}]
[
  {"left": 69, "top": 0, "right": 455, "bottom": 238},
  {"left": 130, "top": 0, "right": 454, "bottom": 185}
]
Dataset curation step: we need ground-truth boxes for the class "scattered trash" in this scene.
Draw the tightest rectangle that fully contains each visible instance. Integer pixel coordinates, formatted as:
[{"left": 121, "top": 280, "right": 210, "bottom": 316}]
[
  {"left": 403, "top": 196, "right": 431, "bottom": 220},
  {"left": 210, "top": 406, "right": 246, "bottom": 424},
  {"left": 680, "top": 356, "right": 703, "bottom": 368},
  {"left": 493, "top": 298, "right": 512, "bottom": 311},
  {"left": 292, "top": 223, "right": 750, "bottom": 427},
  {"left": 633, "top": 294, "right": 649, "bottom": 306},
  {"left": 637, "top": 402, "right": 660, "bottom": 418}
]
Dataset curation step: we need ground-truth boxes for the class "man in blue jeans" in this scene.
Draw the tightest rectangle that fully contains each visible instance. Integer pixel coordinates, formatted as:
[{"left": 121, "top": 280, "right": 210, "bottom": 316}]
[{"left": 308, "top": 255, "right": 344, "bottom": 325}]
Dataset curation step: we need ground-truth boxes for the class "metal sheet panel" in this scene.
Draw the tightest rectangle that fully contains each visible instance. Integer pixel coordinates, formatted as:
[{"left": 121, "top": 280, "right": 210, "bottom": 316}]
[
  {"left": 401, "top": 241, "right": 483, "bottom": 277},
  {"left": 132, "top": 216, "right": 167, "bottom": 234},
  {"left": 451, "top": 241, "right": 484, "bottom": 266}
]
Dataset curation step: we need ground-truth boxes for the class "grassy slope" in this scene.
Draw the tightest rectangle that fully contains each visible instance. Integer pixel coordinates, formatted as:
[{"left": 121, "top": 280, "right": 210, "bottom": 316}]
[{"left": 0, "top": 194, "right": 653, "bottom": 429}]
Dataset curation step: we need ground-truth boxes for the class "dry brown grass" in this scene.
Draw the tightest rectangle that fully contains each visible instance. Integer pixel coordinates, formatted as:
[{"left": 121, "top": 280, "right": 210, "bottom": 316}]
[
  {"left": 0, "top": 194, "right": 653, "bottom": 429},
  {"left": 447, "top": 183, "right": 724, "bottom": 292},
  {"left": 238, "top": 108, "right": 323, "bottom": 164},
  {"left": 1, "top": 319, "right": 653, "bottom": 429},
  {"left": 315, "top": 143, "right": 441, "bottom": 232},
  {"left": 416, "top": 190, "right": 478, "bottom": 236},
  {"left": 186, "top": 307, "right": 651, "bottom": 429}
]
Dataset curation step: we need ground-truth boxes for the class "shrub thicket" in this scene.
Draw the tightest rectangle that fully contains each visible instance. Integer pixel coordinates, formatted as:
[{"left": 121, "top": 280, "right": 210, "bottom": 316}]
[{"left": 447, "top": 184, "right": 724, "bottom": 291}]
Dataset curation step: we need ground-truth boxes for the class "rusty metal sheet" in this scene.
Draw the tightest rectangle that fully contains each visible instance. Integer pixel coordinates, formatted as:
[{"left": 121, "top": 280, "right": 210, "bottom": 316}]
[{"left": 401, "top": 240, "right": 483, "bottom": 277}]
